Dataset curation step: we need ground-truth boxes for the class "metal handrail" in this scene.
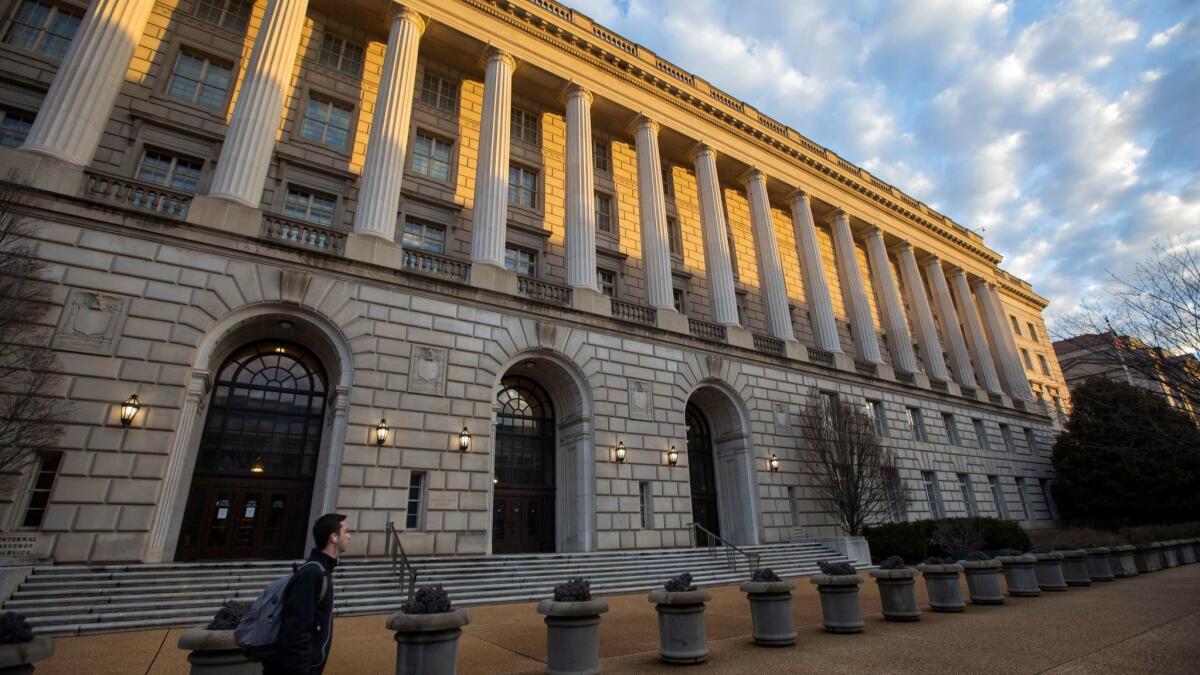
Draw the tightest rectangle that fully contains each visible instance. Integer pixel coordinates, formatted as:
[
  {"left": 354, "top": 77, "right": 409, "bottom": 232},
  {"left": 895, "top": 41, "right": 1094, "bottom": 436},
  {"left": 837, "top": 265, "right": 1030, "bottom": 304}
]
[
  {"left": 385, "top": 521, "right": 418, "bottom": 603},
  {"left": 684, "top": 522, "right": 761, "bottom": 576}
]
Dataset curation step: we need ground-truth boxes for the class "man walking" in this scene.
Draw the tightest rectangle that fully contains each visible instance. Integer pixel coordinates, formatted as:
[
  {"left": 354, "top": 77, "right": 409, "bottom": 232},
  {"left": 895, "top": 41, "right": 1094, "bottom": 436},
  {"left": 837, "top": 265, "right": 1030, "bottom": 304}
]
[{"left": 263, "top": 513, "right": 351, "bottom": 674}]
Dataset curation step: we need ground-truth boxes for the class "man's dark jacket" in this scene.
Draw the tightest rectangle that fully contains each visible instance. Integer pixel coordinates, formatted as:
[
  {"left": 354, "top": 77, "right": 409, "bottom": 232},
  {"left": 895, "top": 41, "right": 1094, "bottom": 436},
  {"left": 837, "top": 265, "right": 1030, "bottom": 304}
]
[{"left": 263, "top": 549, "right": 337, "bottom": 674}]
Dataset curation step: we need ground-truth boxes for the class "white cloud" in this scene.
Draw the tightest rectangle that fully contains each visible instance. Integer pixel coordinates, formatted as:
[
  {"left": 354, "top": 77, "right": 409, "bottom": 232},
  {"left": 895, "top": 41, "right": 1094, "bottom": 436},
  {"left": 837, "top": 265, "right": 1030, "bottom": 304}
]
[{"left": 1148, "top": 21, "right": 1185, "bottom": 48}]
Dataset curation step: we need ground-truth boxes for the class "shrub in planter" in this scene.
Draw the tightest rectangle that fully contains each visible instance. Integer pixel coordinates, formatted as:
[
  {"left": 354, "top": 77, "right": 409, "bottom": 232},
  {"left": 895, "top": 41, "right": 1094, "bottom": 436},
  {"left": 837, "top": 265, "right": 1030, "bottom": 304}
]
[
  {"left": 537, "top": 579, "right": 609, "bottom": 675},
  {"left": 862, "top": 522, "right": 931, "bottom": 563},
  {"left": 810, "top": 560, "right": 864, "bottom": 633},
  {"left": 1110, "top": 544, "right": 1139, "bottom": 577},
  {"left": 739, "top": 568, "right": 796, "bottom": 647},
  {"left": 1084, "top": 547, "right": 1115, "bottom": 582},
  {"left": 1030, "top": 548, "right": 1067, "bottom": 591},
  {"left": 1054, "top": 547, "right": 1091, "bottom": 587},
  {"left": 386, "top": 586, "right": 470, "bottom": 675},
  {"left": 1135, "top": 543, "right": 1162, "bottom": 573},
  {"left": 918, "top": 556, "right": 965, "bottom": 612},
  {"left": 995, "top": 550, "right": 1040, "bottom": 597},
  {"left": 869, "top": 556, "right": 920, "bottom": 622},
  {"left": 0, "top": 612, "right": 52, "bottom": 674},
  {"left": 648, "top": 573, "right": 711, "bottom": 664},
  {"left": 177, "top": 601, "right": 259, "bottom": 675},
  {"left": 960, "top": 551, "right": 1004, "bottom": 605}
]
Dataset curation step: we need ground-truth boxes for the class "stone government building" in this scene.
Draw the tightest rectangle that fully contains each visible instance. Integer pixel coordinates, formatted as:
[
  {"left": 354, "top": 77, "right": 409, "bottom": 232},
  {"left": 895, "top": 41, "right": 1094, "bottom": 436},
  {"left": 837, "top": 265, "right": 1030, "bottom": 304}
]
[{"left": 0, "top": 0, "right": 1071, "bottom": 563}]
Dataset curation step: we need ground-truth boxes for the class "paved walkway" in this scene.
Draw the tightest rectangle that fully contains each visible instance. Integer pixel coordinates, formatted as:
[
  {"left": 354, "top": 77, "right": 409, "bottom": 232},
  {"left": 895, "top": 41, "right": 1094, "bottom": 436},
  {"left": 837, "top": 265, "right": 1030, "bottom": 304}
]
[{"left": 38, "top": 563, "right": 1200, "bottom": 674}]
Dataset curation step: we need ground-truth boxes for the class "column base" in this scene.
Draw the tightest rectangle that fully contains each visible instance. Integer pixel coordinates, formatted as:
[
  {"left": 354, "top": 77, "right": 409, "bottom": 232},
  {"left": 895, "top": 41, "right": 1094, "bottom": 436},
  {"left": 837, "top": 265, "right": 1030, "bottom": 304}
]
[
  {"left": 877, "top": 364, "right": 895, "bottom": 381},
  {"left": 469, "top": 261, "right": 519, "bottom": 295},
  {"left": 0, "top": 148, "right": 84, "bottom": 194},
  {"left": 783, "top": 340, "right": 806, "bottom": 361},
  {"left": 570, "top": 286, "right": 612, "bottom": 317},
  {"left": 345, "top": 232, "right": 404, "bottom": 269},
  {"left": 652, "top": 308, "right": 687, "bottom": 334},
  {"left": 726, "top": 325, "right": 755, "bottom": 349},
  {"left": 186, "top": 194, "right": 263, "bottom": 236}
]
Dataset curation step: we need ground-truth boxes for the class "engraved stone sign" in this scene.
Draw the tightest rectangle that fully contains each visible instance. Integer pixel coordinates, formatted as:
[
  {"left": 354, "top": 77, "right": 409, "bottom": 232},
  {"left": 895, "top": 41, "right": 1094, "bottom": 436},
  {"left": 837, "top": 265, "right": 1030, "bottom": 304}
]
[
  {"left": 628, "top": 379, "right": 653, "bottom": 420},
  {"left": 408, "top": 345, "right": 448, "bottom": 396},
  {"left": 52, "top": 288, "right": 129, "bottom": 354}
]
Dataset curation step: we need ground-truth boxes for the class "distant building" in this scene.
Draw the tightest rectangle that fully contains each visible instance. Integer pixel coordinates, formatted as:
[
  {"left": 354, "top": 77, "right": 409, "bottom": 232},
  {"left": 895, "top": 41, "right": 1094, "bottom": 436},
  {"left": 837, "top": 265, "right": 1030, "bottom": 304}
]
[{"left": 1053, "top": 333, "right": 1199, "bottom": 421}]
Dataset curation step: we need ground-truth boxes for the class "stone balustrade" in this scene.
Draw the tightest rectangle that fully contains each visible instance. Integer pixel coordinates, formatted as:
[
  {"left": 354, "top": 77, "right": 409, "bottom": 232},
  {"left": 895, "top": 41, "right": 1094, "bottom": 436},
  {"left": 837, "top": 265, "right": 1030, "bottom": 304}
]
[
  {"left": 83, "top": 170, "right": 192, "bottom": 218},
  {"left": 262, "top": 215, "right": 347, "bottom": 255}
]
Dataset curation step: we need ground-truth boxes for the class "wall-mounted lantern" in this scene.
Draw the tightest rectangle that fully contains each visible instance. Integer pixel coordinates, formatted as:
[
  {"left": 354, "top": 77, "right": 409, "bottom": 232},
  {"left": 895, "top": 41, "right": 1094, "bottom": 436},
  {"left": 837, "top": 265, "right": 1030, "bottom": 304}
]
[
  {"left": 250, "top": 455, "right": 266, "bottom": 474},
  {"left": 375, "top": 419, "right": 390, "bottom": 446},
  {"left": 459, "top": 427, "right": 472, "bottom": 452},
  {"left": 120, "top": 395, "right": 140, "bottom": 427},
  {"left": 667, "top": 445, "right": 679, "bottom": 466},
  {"left": 614, "top": 441, "right": 627, "bottom": 463},
  {"left": 769, "top": 453, "right": 780, "bottom": 472}
]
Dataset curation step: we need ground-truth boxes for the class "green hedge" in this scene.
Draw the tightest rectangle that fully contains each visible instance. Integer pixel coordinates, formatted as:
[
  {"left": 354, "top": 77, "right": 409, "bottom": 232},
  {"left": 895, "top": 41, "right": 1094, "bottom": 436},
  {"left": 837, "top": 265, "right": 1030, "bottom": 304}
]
[{"left": 863, "top": 517, "right": 1031, "bottom": 563}]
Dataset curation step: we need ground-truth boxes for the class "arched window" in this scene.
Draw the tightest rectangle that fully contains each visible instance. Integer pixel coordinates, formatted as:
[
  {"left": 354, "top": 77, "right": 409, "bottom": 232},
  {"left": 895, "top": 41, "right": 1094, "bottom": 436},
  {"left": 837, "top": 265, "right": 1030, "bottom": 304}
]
[{"left": 494, "top": 376, "right": 555, "bottom": 488}]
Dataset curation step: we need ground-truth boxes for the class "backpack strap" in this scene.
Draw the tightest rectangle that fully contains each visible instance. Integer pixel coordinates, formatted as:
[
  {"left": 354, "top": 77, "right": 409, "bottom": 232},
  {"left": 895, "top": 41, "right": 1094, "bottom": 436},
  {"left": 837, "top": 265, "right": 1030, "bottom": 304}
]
[{"left": 295, "top": 560, "right": 330, "bottom": 604}]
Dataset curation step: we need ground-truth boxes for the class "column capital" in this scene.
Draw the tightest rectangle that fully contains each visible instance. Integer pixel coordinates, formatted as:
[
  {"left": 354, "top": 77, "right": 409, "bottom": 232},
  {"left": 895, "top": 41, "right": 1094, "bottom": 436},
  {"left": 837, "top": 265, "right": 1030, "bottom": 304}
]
[
  {"left": 629, "top": 113, "right": 659, "bottom": 135},
  {"left": 686, "top": 141, "right": 716, "bottom": 164},
  {"left": 898, "top": 241, "right": 915, "bottom": 254},
  {"left": 786, "top": 188, "right": 811, "bottom": 206},
  {"left": 391, "top": 4, "right": 427, "bottom": 33},
  {"left": 865, "top": 225, "right": 884, "bottom": 241},
  {"left": 739, "top": 166, "right": 766, "bottom": 187},
  {"left": 561, "top": 82, "right": 593, "bottom": 105},
  {"left": 482, "top": 46, "right": 517, "bottom": 70},
  {"left": 827, "top": 207, "right": 851, "bottom": 226}
]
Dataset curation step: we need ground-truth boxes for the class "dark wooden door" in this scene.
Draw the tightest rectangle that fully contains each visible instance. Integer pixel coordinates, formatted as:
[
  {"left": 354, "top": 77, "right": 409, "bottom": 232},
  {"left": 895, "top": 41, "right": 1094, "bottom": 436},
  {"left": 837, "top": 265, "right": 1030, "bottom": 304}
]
[
  {"left": 176, "top": 478, "right": 311, "bottom": 561},
  {"left": 492, "top": 376, "right": 556, "bottom": 554},
  {"left": 492, "top": 489, "right": 554, "bottom": 554},
  {"left": 686, "top": 403, "right": 721, "bottom": 546}
]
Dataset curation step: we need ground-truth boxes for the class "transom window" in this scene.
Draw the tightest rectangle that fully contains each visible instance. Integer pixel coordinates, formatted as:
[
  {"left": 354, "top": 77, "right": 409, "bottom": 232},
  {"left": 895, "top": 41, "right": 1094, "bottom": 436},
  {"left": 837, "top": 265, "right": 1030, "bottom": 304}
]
[
  {"left": 505, "top": 246, "right": 536, "bottom": 276},
  {"left": 419, "top": 72, "right": 457, "bottom": 113},
  {"left": 495, "top": 376, "right": 555, "bottom": 487},
  {"left": 2, "top": 1, "right": 81, "bottom": 60},
  {"left": 21, "top": 452, "right": 61, "bottom": 528},
  {"left": 300, "top": 96, "right": 353, "bottom": 149},
  {"left": 137, "top": 149, "right": 203, "bottom": 192},
  {"left": 411, "top": 132, "right": 453, "bottom": 182},
  {"left": 511, "top": 107, "right": 539, "bottom": 145},
  {"left": 168, "top": 51, "right": 233, "bottom": 111},
  {"left": 508, "top": 165, "right": 537, "bottom": 209},
  {"left": 596, "top": 268, "right": 616, "bottom": 298},
  {"left": 595, "top": 192, "right": 613, "bottom": 233},
  {"left": 0, "top": 108, "right": 34, "bottom": 148},
  {"left": 317, "top": 32, "right": 364, "bottom": 77},
  {"left": 402, "top": 219, "right": 445, "bottom": 254},
  {"left": 283, "top": 186, "right": 336, "bottom": 226},
  {"left": 593, "top": 139, "right": 610, "bottom": 172},
  {"left": 194, "top": 0, "right": 252, "bottom": 33}
]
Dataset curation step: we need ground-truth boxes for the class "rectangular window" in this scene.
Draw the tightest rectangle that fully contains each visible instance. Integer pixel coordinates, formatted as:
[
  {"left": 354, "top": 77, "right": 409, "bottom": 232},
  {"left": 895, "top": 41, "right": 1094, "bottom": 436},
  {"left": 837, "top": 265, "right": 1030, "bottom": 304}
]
[
  {"left": 507, "top": 164, "right": 538, "bottom": 209},
  {"left": 907, "top": 407, "right": 926, "bottom": 441},
  {"left": 667, "top": 216, "right": 682, "bottom": 256},
  {"left": 1010, "top": 315, "right": 1021, "bottom": 336},
  {"left": 819, "top": 391, "right": 838, "bottom": 428},
  {"left": 639, "top": 481, "right": 653, "bottom": 529},
  {"left": 672, "top": 286, "right": 686, "bottom": 314},
  {"left": 988, "top": 475, "right": 1008, "bottom": 518},
  {"left": 283, "top": 186, "right": 336, "bottom": 226},
  {"left": 300, "top": 96, "right": 353, "bottom": 149},
  {"left": 884, "top": 467, "right": 905, "bottom": 522},
  {"left": 511, "top": 106, "right": 539, "bottom": 145},
  {"left": 402, "top": 219, "right": 445, "bottom": 254},
  {"left": 595, "top": 192, "right": 613, "bottom": 233},
  {"left": 1040, "top": 478, "right": 1059, "bottom": 520},
  {"left": 957, "top": 473, "right": 976, "bottom": 516},
  {"left": 864, "top": 399, "right": 886, "bottom": 437},
  {"left": 1020, "top": 348, "right": 1033, "bottom": 370},
  {"left": 596, "top": 268, "right": 616, "bottom": 298},
  {"left": 999, "top": 423, "right": 1015, "bottom": 453},
  {"left": 735, "top": 292, "right": 747, "bottom": 327},
  {"left": 1023, "top": 427, "right": 1037, "bottom": 453},
  {"left": 168, "top": 50, "right": 233, "bottom": 111},
  {"left": 1015, "top": 477, "right": 1031, "bottom": 519},
  {"left": 593, "top": 139, "right": 610, "bottom": 172},
  {"left": 405, "top": 471, "right": 425, "bottom": 530},
  {"left": 2, "top": 1, "right": 82, "bottom": 60},
  {"left": 1038, "top": 354, "right": 1051, "bottom": 376},
  {"left": 973, "top": 418, "right": 989, "bottom": 450},
  {"left": 1028, "top": 322, "right": 1038, "bottom": 342},
  {"left": 942, "top": 412, "right": 959, "bottom": 445},
  {"left": 195, "top": 0, "right": 253, "bottom": 34},
  {"left": 136, "top": 149, "right": 203, "bottom": 192},
  {"left": 1053, "top": 396, "right": 1063, "bottom": 417},
  {"left": 419, "top": 72, "right": 458, "bottom": 113},
  {"left": 726, "top": 222, "right": 739, "bottom": 278},
  {"left": 411, "top": 132, "right": 453, "bottom": 182},
  {"left": 21, "top": 452, "right": 61, "bottom": 528},
  {"left": 661, "top": 165, "right": 674, "bottom": 197},
  {"left": 0, "top": 108, "right": 34, "bottom": 148},
  {"left": 922, "top": 471, "right": 942, "bottom": 519},
  {"left": 317, "top": 32, "right": 364, "bottom": 77},
  {"left": 504, "top": 246, "right": 536, "bottom": 276}
]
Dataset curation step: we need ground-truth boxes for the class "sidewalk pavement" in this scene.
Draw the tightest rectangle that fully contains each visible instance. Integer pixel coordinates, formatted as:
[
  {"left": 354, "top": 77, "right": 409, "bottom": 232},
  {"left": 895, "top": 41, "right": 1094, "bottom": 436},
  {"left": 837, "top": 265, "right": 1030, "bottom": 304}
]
[{"left": 38, "top": 562, "right": 1200, "bottom": 674}]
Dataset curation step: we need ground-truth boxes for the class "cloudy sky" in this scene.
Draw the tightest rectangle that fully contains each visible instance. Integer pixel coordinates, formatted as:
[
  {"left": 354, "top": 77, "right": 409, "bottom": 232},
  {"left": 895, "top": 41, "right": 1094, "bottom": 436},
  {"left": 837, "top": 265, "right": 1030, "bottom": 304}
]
[{"left": 567, "top": 0, "right": 1199, "bottom": 330}]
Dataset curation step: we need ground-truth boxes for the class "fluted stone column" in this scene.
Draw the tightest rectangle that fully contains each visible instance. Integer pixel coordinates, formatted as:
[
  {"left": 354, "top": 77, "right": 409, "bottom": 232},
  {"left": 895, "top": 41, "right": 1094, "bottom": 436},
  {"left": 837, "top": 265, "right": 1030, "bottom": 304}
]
[
  {"left": 468, "top": 48, "right": 517, "bottom": 293},
  {"left": 949, "top": 269, "right": 1002, "bottom": 394},
  {"left": 633, "top": 117, "right": 685, "bottom": 332},
  {"left": 349, "top": 6, "right": 424, "bottom": 259},
  {"left": 208, "top": 0, "right": 310, "bottom": 207},
  {"left": 564, "top": 85, "right": 608, "bottom": 315},
  {"left": 830, "top": 210, "right": 882, "bottom": 364},
  {"left": 925, "top": 258, "right": 976, "bottom": 388},
  {"left": 789, "top": 191, "right": 841, "bottom": 354},
  {"left": 897, "top": 245, "right": 951, "bottom": 383},
  {"left": 975, "top": 282, "right": 1034, "bottom": 401},
  {"left": 144, "top": 370, "right": 209, "bottom": 562},
  {"left": 691, "top": 145, "right": 740, "bottom": 327},
  {"left": 744, "top": 170, "right": 795, "bottom": 342},
  {"left": 20, "top": 0, "right": 156, "bottom": 170},
  {"left": 865, "top": 228, "right": 918, "bottom": 374}
]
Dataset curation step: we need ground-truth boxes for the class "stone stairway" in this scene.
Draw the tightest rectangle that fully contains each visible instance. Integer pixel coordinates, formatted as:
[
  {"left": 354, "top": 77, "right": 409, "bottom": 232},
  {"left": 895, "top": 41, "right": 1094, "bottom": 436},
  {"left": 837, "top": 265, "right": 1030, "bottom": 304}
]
[{"left": 4, "top": 540, "right": 858, "bottom": 636}]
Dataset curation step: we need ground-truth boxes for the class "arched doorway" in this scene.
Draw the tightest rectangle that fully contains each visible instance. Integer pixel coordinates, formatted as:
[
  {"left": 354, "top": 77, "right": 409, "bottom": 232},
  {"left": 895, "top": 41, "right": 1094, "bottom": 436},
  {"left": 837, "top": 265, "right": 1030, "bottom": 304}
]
[
  {"left": 684, "top": 383, "right": 760, "bottom": 547},
  {"left": 492, "top": 375, "right": 556, "bottom": 553},
  {"left": 686, "top": 403, "right": 721, "bottom": 545},
  {"left": 175, "top": 340, "right": 326, "bottom": 561}
]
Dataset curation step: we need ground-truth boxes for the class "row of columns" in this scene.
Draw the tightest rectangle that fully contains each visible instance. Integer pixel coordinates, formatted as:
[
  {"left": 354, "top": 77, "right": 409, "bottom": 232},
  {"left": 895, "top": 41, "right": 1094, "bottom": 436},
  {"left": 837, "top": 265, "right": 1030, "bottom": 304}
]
[{"left": 16, "top": 0, "right": 1034, "bottom": 402}]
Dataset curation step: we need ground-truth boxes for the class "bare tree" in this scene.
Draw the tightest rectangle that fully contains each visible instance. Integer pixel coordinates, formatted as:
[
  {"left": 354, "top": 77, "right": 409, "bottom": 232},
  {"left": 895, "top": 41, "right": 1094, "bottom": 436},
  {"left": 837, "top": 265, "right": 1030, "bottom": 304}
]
[
  {"left": 0, "top": 185, "right": 68, "bottom": 494},
  {"left": 795, "top": 395, "right": 907, "bottom": 536}
]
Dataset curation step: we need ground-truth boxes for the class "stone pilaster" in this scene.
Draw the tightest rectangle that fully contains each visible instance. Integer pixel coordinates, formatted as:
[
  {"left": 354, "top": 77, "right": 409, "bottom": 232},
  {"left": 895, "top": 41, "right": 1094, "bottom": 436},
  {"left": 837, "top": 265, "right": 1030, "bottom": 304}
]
[
  {"left": 144, "top": 370, "right": 208, "bottom": 562},
  {"left": 314, "top": 386, "right": 351, "bottom": 516},
  {"left": 975, "top": 281, "right": 1035, "bottom": 401},
  {"left": 691, "top": 144, "right": 739, "bottom": 327},
  {"left": 744, "top": 170, "right": 794, "bottom": 341},
  {"left": 789, "top": 191, "right": 841, "bottom": 353},
  {"left": 633, "top": 117, "right": 685, "bottom": 332},
  {"left": 468, "top": 48, "right": 518, "bottom": 293},
  {"left": 897, "top": 244, "right": 951, "bottom": 382},
  {"left": 865, "top": 228, "right": 918, "bottom": 374},
  {"left": 925, "top": 257, "right": 977, "bottom": 388},
  {"left": 949, "top": 268, "right": 1002, "bottom": 393},
  {"left": 207, "top": 0, "right": 310, "bottom": 207},
  {"left": 830, "top": 209, "right": 882, "bottom": 364},
  {"left": 564, "top": 85, "right": 607, "bottom": 315}
]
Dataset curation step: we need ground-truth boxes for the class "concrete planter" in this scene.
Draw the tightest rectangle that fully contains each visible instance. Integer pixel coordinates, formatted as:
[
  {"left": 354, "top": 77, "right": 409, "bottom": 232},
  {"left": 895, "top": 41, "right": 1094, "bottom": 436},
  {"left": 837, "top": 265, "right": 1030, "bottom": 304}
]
[
  {"left": 1181, "top": 538, "right": 1198, "bottom": 565},
  {"left": 1192, "top": 538, "right": 1200, "bottom": 563},
  {"left": 810, "top": 574, "right": 865, "bottom": 633},
  {"left": 177, "top": 628, "right": 261, "bottom": 675},
  {"left": 869, "top": 568, "right": 920, "bottom": 621},
  {"left": 1032, "top": 552, "right": 1067, "bottom": 591},
  {"left": 385, "top": 609, "right": 470, "bottom": 675},
  {"left": 647, "top": 589, "right": 712, "bottom": 664},
  {"left": 1135, "top": 544, "right": 1162, "bottom": 573},
  {"left": 1111, "top": 545, "right": 1138, "bottom": 577},
  {"left": 918, "top": 563, "right": 965, "bottom": 612},
  {"left": 0, "top": 637, "right": 53, "bottom": 674},
  {"left": 1159, "top": 541, "right": 1179, "bottom": 568},
  {"left": 961, "top": 559, "right": 1004, "bottom": 605},
  {"left": 1058, "top": 550, "right": 1091, "bottom": 587},
  {"left": 1084, "top": 547, "right": 1114, "bottom": 582},
  {"left": 536, "top": 599, "right": 609, "bottom": 675},
  {"left": 996, "top": 555, "right": 1040, "bottom": 597},
  {"left": 739, "top": 581, "right": 796, "bottom": 646}
]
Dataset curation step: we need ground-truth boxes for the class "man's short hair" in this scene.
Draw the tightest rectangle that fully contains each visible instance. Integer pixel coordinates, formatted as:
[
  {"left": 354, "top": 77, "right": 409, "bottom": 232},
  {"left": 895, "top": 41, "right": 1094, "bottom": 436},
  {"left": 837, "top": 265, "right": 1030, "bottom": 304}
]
[{"left": 312, "top": 513, "right": 347, "bottom": 548}]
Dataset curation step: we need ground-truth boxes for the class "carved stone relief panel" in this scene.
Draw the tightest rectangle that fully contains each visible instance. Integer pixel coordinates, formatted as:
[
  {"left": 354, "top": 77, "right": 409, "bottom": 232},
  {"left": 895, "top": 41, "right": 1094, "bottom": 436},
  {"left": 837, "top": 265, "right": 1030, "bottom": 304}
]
[
  {"left": 408, "top": 345, "right": 448, "bottom": 397},
  {"left": 51, "top": 289, "right": 130, "bottom": 354},
  {"left": 628, "top": 379, "right": 653, "bottom": 420},
  {"left": 773, "top": 402, "right": 791, "bottom": 433}
]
